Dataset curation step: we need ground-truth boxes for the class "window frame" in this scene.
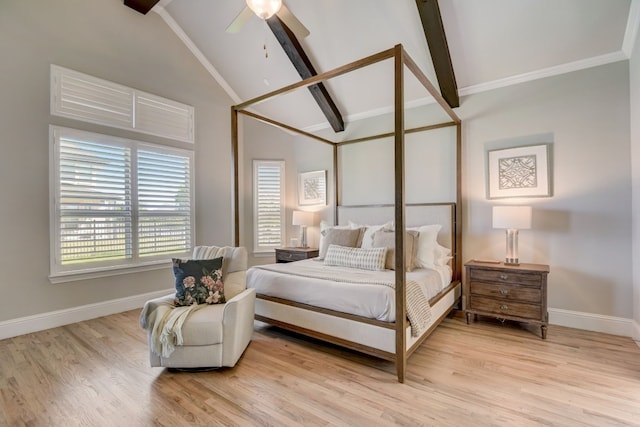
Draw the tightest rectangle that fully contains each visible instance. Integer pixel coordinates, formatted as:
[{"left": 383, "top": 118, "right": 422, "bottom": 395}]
[
  {"left": 253, "top": 160, "right": 285, "bottom": 254},
  {"left": 49, "top": 126, "right": 194, "bottom": 283}
]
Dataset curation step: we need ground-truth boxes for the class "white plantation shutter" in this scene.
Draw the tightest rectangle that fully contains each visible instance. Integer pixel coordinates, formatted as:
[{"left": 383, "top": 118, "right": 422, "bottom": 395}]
[
  {"left": 51, "top": 65, "right": 194, "bottom": 143},
  {"left": 137, "top": 148, "right": 193, "bottom": 257},
  {"left": 253, "top": 160, "right": 285, "bottom": 252},
  {"left": 135, "top": 94, "right": 194, "bottom": 142},
  {"left": 50, "top": 127, "right": 193, "bottom": 277},
  {"left": 57, "top": 133, "right": 132, "bottom": 265}
]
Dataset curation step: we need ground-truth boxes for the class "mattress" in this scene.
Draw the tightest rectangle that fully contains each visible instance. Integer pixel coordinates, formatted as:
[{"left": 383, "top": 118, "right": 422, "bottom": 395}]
[{"left": 246, "top": 259, "right": 452, "bottom": 322}]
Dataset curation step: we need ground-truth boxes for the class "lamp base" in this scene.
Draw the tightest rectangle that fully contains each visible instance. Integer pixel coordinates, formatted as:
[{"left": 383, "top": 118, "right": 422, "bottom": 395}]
[{"left": 504, "top": 260, "right": 520, "bottom": 266}]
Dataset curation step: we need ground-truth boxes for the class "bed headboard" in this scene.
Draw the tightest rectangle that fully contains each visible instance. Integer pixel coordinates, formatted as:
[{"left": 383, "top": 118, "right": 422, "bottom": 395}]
[{"left": 337, "top": 203, "right": 455, "bottom": 250}]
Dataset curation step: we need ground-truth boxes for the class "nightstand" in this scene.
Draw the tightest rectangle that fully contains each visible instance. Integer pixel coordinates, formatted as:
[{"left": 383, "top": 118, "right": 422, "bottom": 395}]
[
  {"left": 464, "top": 260, "right": 550, "bottom": 339},
  {"left": 275, "top": 247, "right": 319, "bottom": 263}
]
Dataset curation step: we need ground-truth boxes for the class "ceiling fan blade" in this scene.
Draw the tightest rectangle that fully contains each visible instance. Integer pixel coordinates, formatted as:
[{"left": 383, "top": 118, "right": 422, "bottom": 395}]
[
  {"left": 226, "top": 6, "right": 254, "bottom": 34},
  {"left": 277, "top": 4, "right": 310, "bottom": 39}
]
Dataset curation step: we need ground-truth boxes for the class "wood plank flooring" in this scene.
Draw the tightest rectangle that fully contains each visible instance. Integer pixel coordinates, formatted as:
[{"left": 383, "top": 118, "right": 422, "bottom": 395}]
[{"left": 1, "top": 310, "right": 639, "bottom": 426}]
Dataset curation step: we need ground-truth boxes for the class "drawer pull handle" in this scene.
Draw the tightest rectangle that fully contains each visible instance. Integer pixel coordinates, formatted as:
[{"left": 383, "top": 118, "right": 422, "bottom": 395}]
[
  {"left": 500, "top": 289, "right": 509, "bottom": 296},
  {"left": 500, "top": 274, "right": 508, "bottom": 280},
  {"left": 500, "top": 304, "right": 508, "bottom": 311}
]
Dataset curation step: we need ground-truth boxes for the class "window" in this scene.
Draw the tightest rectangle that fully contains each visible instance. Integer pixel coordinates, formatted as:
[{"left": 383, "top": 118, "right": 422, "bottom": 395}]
[
  {"left": 253, "top": 160, "right": 285, "bottom": 253},
  {"left": 50, "top": 126, "right": 194, "bottom": 281},
  {"left": 50, "top": 65, "right": 194, "bottom": 143}
]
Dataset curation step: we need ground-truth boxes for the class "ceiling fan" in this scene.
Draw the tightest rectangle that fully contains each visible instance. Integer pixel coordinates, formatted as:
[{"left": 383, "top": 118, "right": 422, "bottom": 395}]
[{"left": 226, "top": 0, "right": 310, "bottom": 39}]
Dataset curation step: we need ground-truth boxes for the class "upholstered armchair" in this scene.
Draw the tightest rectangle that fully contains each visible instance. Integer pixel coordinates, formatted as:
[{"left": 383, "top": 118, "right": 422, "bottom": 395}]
[{"left": 141, "top": 246, "right": 255, "bottom": 369}]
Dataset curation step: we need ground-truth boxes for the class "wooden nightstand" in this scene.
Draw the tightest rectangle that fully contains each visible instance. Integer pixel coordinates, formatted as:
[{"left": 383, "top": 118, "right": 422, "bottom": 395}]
[
  {"left": 275, "top": 247, "right": 319, "bottom": 263},
  {"left": 464, "top": 260, "right": 550, "bottom": 339}
]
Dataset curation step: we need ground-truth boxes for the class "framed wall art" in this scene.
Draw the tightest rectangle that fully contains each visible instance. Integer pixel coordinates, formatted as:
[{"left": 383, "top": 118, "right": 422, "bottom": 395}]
[
  {"left": 487, "top": 144, "right": 551, "bottom": 199},
  {"left": 298, "top": 170, "right": 326, "bottom": 206}
]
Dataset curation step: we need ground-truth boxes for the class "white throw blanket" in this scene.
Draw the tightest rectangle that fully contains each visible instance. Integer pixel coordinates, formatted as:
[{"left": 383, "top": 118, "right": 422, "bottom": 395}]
[
  {"left": 140, "top": 299, "right": 204, "bottom": 358},
  {"left": 253, "top": 263, "right": 432, "bottom": 336}
]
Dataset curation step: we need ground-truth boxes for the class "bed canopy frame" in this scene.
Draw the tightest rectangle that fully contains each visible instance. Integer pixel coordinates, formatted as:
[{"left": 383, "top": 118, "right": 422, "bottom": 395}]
[{"left": 231, "top": 44, "right": 462, "bottom": 382}]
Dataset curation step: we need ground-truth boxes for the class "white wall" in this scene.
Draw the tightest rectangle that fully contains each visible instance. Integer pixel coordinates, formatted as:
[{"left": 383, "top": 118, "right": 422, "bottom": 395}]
[
  {"left": 461, "top": 62, "right": 632, "bottom": 324},
  {"left": 631, "top": 11, "right": 640, "bottom": 342},
  {"left": 0, "top": 0, "right": 233, "bottom": 328}
]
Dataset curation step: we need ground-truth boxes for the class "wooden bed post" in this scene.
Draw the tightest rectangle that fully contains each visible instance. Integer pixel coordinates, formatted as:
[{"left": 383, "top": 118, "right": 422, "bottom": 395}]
[
  {"left": 334, "top": 144, "right": 339, "bottom": 222},
  {"left": 393, "top": 44, "right": 407, "bottom": 384},
  {"left": 231, "top": 107, "right": 240, "bottom": 247},
  {"left": 455, "top": 122, "right": 462, "bottom": 281}
]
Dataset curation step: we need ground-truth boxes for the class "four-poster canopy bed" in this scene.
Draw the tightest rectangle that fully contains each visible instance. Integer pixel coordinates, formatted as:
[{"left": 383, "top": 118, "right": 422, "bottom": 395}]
[{"left": 231, "top": 44, "right": 462, "bottom": 383}]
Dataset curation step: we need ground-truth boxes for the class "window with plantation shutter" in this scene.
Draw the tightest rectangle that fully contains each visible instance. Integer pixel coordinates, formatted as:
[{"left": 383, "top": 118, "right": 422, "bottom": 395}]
[
  {"left": 50, "top": 126, "right": 194, "bottom": 281},
  {"left": 51, "top": 65, "right": 194, "bottom": 143},
  {"left": 253, "top": 160, "right": 285, "bottom": 253}
]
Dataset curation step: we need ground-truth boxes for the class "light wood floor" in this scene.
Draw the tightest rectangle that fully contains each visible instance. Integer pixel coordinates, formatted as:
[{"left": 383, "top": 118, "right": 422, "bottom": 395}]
[{"left": 1, "top": 310, "right": 639, "bottom": 427}]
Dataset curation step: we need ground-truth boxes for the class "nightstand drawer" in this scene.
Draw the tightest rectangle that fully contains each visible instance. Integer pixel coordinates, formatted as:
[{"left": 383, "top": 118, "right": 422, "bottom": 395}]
[
  {"left": 469, "top": 281, "right": 541, "bottom": 303},
  {"left": 277, "top": 251, "right": 307, "bottom": 262},
  {"left": 275, "top": 248, "right": 319, "bottom": 263},
  {"left": 470, "top": 296, "right": 541, "bottom": 319},
  {"left": 469, "top": 269, "right": 542, "bottom": 287}
]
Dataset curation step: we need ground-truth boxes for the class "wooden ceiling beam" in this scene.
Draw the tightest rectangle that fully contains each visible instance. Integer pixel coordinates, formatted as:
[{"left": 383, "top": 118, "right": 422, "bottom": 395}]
[
  {"left": 124, "top": 0, "right": 160, "bottom": 15},
  {"left": 267, "top": 15, "right": 345, "bottom": 133},
  {"left": 415, "top": 0, "right": 459, "bottom": 108}
]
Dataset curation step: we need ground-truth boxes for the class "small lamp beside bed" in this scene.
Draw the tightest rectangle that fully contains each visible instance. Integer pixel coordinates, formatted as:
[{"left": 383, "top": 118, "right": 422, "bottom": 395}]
[
  {"left": 493, "top": 205, "right": 532, "bottom": 265},
  {"left": 292, "top": 210, "right": 314, "bottom": 248}
]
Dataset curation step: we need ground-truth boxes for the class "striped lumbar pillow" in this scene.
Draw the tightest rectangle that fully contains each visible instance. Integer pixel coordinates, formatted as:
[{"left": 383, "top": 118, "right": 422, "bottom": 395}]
[{"left": 323, "top": 244, "right": 387, "bottom": 271}]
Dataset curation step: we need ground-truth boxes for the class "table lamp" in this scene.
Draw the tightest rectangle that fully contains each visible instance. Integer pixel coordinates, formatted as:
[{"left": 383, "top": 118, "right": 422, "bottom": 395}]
[
  {"left": 292, "top": 210, "right": 314, "bottom": 248},
  {"left": 493, "top": 206, "right": 532, "bottom": 265}
]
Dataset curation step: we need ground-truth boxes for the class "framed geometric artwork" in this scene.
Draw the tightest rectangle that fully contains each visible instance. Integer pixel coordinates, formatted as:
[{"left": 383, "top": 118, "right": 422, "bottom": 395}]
[
  {"left": 487, "top": 144, "right": 551, "bottom": 199},
  {"left": 298, "top": 170, "right": 327, "bottom": 206}
]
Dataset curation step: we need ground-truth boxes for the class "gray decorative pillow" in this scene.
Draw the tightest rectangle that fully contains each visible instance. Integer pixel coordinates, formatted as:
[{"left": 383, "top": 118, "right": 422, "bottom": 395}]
[
  {"left": 318, "top": 227, "right": 364, "bottom": 259},
  {"left": 324, "top": 244, "right": 387, "bottom": 271},
  {"left": 371, "top": 230, "right": 419, "bottom": 271}
]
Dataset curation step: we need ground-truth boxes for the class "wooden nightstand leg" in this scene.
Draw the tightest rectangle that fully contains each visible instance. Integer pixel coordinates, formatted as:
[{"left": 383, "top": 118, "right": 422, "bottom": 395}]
[
  {"left": 466, "top": 312, "right": 472, "bottom": 324},
  {"left": 541, "top": 325, "right": 547, "bottom": 339}
]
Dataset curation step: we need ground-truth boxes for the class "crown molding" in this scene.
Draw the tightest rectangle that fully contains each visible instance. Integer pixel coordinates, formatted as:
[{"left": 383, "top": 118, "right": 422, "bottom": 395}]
[
  {"left": 459, "top": 51, "right": 627, "bottom": 97},
  {"left": 623, "top": 0, "right": 640, "bottom": 58}
]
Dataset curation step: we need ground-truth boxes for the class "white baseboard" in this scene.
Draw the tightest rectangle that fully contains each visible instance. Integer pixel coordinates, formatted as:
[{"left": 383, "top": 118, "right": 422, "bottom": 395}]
[
  {"left": 0, "top": 288, "right": 173, "bottom": 341},
  {"left": 1, "top": 298, "right": 637, "bottom": 343},
  {"left": 549, "top": 307, "right": 633, "bottom": 337},
  {"left": 633, "top": 319, "right": 640, "bottom": 348}
]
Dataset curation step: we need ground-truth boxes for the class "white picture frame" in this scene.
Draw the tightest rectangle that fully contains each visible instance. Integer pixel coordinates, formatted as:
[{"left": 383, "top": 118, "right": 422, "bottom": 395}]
[
  {"left": 298, "top": 170, "right": 326, "bottom": 206},
  {"left": 487, "top": 144, "right": 551, "bottom": 199}
]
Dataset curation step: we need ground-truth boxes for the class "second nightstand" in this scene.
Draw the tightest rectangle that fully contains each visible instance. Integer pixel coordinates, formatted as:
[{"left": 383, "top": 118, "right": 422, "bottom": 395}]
[
  {"left": 464, "top": 260, "right": 550, "bottom": 339},
  {"left": 275, "top": 247, "right": 319, "bottom": 263}
]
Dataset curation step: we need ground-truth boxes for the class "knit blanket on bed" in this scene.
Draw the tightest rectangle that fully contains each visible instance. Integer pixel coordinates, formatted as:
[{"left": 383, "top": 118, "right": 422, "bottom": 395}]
[
  {"left": 253, "top": 263, "right": 432, "bottom": 337},
  {"left": 140, "top": 299, "right": 204, "bottom": 358}
]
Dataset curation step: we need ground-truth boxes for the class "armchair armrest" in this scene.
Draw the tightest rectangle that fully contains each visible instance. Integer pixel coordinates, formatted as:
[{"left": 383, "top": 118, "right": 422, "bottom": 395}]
[{"left": 221, "top": 288, "right": 256, "bottom": 366}]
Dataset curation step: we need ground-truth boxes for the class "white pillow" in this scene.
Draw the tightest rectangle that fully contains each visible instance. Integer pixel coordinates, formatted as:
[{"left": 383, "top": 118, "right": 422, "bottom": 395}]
[
  {"left": 324, "top": 244, "right": 387, "bottom": 271},
  {"left": 410, "top": 224, "right": 442, "bottom": 269},
  {"left": 348, "top": 220, "right": 393, "bottom": 248},
  {"left": 434, "top": 243, "right": 452, "bottom": 266}
]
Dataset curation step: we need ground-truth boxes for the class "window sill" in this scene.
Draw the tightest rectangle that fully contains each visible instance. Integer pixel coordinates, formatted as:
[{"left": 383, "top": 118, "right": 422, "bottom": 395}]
[{"left": 49, "top": 260, "right": 171, "bottom": 284}]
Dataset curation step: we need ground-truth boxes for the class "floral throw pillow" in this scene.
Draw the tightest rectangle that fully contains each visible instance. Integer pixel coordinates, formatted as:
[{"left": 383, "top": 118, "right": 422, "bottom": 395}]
[{"left": 172, "top": 257, "right": 225, "bottom": 306}]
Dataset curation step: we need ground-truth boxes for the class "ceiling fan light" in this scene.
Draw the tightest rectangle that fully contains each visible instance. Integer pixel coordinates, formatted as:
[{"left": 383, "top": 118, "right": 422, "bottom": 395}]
[{"left": 246, "top": 0, "right": 282, "bottom": 20}]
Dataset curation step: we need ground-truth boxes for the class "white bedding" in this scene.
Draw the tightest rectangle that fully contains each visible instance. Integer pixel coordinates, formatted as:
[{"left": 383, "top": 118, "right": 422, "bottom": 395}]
[{"left": 246, "top": 259, "right": 451, "bottom": 322}]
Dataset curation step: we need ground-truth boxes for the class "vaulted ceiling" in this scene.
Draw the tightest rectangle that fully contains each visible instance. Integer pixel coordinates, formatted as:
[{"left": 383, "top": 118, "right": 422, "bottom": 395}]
[{"left": 127, "top": 0, "right": 638, "bottom": 135}]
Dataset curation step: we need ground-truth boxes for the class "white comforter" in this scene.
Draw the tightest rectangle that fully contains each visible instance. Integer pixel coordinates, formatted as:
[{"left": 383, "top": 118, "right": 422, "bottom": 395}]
[{"left": 246, "top": 259, "right": 451, "bottom": 323}]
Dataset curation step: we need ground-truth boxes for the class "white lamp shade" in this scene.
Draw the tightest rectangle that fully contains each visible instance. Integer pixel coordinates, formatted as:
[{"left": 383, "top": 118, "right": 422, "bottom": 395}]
[
  {"left": 493, "top": 206, "right": 532, "bottom": 229},
  {"left": 292, "top": 210, "right": 314, "bottom": 226},
  {"left": 246, "top": 0, "right": 282, "bottom": 19}
]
